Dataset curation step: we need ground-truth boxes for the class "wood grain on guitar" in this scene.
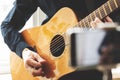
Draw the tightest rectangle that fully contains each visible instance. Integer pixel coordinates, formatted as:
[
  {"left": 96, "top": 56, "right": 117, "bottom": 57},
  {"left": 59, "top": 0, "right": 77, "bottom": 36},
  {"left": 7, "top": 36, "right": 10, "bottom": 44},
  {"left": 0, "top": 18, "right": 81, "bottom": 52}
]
[{"left": 10, "top": 0, "right": 120, "bottom": 80}]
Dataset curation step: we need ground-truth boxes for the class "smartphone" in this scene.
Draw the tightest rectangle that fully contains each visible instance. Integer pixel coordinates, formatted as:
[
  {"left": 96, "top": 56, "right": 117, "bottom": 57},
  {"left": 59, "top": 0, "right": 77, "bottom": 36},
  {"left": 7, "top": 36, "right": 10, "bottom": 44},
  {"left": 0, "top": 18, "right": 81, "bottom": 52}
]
[{"left": 70, "top": 29, "right": 106, "bottom": 68}]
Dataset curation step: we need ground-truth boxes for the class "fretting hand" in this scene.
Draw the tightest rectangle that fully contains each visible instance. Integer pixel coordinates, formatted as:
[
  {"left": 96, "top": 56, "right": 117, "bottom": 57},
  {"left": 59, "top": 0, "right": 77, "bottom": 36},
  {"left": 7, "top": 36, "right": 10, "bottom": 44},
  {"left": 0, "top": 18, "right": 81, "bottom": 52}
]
[{"left": 90, "top": 16, "right": 113, "bottom": 28}]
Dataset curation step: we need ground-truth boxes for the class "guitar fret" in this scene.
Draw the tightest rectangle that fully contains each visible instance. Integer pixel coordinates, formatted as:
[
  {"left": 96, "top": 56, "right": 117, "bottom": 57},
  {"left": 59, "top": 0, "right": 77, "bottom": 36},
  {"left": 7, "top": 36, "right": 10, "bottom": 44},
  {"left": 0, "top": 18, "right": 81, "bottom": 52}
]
[
  {"left": 102, "top": 4, "right": 107, "bottom": 16},
  {"left": 82, "top": 21, "right": 85, "bottom": 27},
  {"left": 87, "top": 16, "right": 91, "bottom": 27},
  {"left": 107, "top": 1, "right": 112, "bottom": 12},
  {"left": 113, "top": 0, "right": 118, "bottom": 8},
  {"left": 104, "top": 2, "right": 111, "bottom": 15},
  {"left": 85, "top": 14, "right": 93, "bottom": 27},
  {"left": 93, "top": 11, "right": 96, "bottom": 18},
  {"left": 85, "top": 17, "right": 91, "bottom": 27},
  {"left": 84, "top": 18, "right": 88, "bottom": 27},
  {"left": 94, "top": 10, "right": 100, "bottom": 19},
  {"left": 100, "top": 7, "right": 106, "bottom": 18},
  {"left": 78, "top": 22, "right": 82, "bottom": 27},
  {"left": 98, "top": 8, "right": 102, "bottom": 19},
  {"left": 80, "top": 20, "right": 85, "bottom": 27},
  {"left": 100, "top": 6, "right": 106, "bottom": 19},
  {"left": 80, "top": 21, "right": 84, "bottom": 28},
  {"left": 82, "top": 20, "right": 86, "bottom": 27},
  {"left": 110, "top": 0, "right": 117, "bottom": 10},
  {"left": 84, "top": 19, "right": 88, "bottom": 28},
  {"left": 91, "top": 12, "right": 96, "bottom": 21},
  {"left": 83, "top": 15, "right": 95, "bottom": 27},
  {"left": 77, "top": 0, "right": 120, "bottom": 28},
  {"left": 89, "top": 14, "right": 93, "bottom": 21},
  {"left": 97, "top": 8, "right": 102, "bottom": 19}
]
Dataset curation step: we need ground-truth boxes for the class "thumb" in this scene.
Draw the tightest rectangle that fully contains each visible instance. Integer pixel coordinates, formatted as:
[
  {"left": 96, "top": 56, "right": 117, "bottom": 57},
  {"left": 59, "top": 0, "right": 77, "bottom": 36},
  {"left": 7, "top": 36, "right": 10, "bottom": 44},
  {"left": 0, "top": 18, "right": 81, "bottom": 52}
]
[{"left": 34, "top": 53, "right": 46, "bottom": 63}]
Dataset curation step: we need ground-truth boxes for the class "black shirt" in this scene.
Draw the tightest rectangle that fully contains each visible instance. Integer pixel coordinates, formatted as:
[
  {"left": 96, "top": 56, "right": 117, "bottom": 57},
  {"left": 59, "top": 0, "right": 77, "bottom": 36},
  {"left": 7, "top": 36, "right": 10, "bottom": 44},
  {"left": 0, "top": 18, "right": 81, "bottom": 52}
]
[{"left": 1, "top": 0, "right": 120, "bottom": 58}]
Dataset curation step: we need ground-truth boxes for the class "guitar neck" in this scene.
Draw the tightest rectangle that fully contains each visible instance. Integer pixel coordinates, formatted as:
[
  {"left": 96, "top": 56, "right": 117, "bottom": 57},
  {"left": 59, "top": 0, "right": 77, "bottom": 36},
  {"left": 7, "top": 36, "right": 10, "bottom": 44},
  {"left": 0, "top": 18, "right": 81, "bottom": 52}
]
[{"left": 78, "top": 0, "right": 120, "bottom": 28}]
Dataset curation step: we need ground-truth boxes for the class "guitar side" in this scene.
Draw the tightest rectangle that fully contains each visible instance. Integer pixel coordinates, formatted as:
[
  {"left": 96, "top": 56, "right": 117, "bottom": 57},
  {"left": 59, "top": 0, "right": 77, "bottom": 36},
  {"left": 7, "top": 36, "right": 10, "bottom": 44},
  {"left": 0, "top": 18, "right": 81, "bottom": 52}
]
[{"left": 10, "top": 7, "right": 78, "bottom": 80}]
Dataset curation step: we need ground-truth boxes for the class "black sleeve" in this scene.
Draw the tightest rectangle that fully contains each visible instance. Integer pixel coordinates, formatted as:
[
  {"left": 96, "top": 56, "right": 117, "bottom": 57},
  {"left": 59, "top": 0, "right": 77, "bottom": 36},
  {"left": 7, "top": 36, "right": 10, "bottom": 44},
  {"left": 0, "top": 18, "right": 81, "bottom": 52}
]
[
  {"left": 110, "top": 9, "right": 120, "bottom": 23},
  {"left": 0, "top": 0, "right": 38, "bottom": 58}
]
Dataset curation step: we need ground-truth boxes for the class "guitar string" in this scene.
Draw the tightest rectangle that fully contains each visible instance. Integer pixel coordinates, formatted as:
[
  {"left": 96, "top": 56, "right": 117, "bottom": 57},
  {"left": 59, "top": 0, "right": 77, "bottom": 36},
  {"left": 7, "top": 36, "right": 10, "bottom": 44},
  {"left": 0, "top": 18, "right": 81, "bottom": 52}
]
[
  {"left": 47, "top": 21, "right": 93, "bottom": 54},
  {"left": 38, "top": 0, "right": 116, "bottom": 55},
  {"left": 38, "top": 22, "right": 91, "bottom": 55},
  {"left": 49, "top": 27, "right": 91, "bottom": 55},
  {"left": 34, "top": 0, "right": 115, "bottom": 56},
  {"left": 49, "top": 24, "right": 91, "bottom": 55},
  {"left": 39, "top": 16, "right": 97, "bottom": 54},
  {"left": 39, "top": 25, "right": 82, "bottom": 55},
  {"left": 45, "top": 0, "right": 113, "bottom": 51},
  {"left": 46, "top": 22, "right": 89, "bottom": 52}
]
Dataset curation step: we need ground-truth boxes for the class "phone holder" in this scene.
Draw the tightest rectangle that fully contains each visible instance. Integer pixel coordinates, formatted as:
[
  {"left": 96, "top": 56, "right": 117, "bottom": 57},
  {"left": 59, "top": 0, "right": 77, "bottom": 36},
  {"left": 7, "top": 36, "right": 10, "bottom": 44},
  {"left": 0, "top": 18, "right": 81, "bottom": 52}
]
[{"left": 70, "top": 23, "right": 120, "bottom": 70}]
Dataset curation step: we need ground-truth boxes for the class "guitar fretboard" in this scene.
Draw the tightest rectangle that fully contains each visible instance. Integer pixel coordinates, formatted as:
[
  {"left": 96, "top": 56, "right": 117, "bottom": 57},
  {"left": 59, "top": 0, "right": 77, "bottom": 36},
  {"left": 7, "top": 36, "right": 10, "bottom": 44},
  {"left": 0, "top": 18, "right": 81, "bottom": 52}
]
[{"left": 77, "top": 0, "right": 120, "bottom": 28}]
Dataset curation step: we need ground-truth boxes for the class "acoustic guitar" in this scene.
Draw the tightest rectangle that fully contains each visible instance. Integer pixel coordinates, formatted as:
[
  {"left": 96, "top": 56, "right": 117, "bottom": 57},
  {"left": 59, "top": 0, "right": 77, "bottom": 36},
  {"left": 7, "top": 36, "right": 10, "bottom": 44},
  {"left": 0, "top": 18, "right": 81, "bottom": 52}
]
[{"left": 10, "top": 0, "right": 120, "bottom": 80}]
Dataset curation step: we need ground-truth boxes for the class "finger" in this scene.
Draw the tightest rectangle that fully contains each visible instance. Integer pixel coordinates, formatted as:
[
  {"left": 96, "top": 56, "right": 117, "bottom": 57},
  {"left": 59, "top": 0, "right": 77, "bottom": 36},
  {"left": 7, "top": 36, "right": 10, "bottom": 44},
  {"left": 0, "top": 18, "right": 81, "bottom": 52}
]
[
  {"left": 26, "top": 58, "right": 42, "bottom": 68},
  {"left": 33, "top": 53, "right": 46, "bottom": 63},
  {"left": 101, "top": 45, "right": 113, "bottom": 54},
  {"left": 90, "top": 21, "right": 96, "bottom": 28},
  {"left": 94, "top": 17, "right": 102, "bottom": 23},
  {"left": 104, "top": 16, "right": 113, "bottom": 22},
  {"left": 90, "top": 17, "right": 102, "bottom": 28},
  {"left": 32, "top": 68, "right": 45, "bottom": 77}
]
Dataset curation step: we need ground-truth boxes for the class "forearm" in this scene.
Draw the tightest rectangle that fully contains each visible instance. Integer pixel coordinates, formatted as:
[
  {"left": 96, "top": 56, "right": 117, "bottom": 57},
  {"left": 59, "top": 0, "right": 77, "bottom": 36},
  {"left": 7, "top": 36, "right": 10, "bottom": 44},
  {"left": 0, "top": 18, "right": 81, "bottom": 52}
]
[
  {"left": 1, "top": 23, "right": 31, "bottom": 57},
  {"left": 0, "top": 0, "right": 38, "bottom": 58}
]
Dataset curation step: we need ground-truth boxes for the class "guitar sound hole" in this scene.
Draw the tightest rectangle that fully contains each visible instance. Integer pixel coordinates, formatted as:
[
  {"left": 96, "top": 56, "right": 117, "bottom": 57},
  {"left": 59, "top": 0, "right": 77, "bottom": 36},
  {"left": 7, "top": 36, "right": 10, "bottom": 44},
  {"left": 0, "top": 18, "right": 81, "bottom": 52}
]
[{"left": 50, "top": 35, "right": 65, "bottom": 57}]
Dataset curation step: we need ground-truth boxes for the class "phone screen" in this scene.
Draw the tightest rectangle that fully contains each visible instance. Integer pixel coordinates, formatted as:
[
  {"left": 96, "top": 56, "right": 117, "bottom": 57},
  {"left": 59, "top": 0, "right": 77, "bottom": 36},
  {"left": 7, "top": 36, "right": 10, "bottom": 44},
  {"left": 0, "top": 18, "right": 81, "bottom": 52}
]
[{"left": 70, "top": 30, "right": 106, "bottom": 68}]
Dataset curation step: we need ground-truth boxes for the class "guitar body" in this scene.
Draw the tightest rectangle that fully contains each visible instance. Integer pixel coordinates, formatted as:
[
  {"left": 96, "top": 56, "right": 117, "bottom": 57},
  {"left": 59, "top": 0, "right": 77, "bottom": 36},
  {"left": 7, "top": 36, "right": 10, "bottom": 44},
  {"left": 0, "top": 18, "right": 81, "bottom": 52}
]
[{"left": 10, "top": 7, "right": 78, "bottom": 80}]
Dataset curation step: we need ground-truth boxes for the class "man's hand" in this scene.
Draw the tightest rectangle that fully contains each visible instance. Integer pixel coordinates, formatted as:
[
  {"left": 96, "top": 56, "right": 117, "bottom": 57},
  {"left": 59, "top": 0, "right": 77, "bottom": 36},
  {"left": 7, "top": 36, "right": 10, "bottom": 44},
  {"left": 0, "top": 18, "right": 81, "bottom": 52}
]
[
  {"left": 22, "top": 48, "right": 46, "bottom": 77},
  {"left": 90, "top": 16, "right": 113, "bottom": 28}
]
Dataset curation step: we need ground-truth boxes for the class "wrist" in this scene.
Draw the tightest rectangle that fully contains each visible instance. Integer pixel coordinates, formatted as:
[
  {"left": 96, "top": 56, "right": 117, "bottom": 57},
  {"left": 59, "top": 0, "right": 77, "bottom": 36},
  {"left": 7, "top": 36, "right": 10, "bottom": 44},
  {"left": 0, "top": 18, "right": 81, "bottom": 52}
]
[{"left": 22, "top": 48, "right": 30, "bottom": 60}]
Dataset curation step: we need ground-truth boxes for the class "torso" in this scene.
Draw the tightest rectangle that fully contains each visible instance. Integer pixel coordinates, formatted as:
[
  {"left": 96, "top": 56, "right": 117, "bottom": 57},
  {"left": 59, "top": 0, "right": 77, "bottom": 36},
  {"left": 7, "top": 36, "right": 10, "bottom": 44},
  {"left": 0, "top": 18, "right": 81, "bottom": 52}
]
[{"left": 37, "top": 0, "right": 120, "bottom": 23}]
